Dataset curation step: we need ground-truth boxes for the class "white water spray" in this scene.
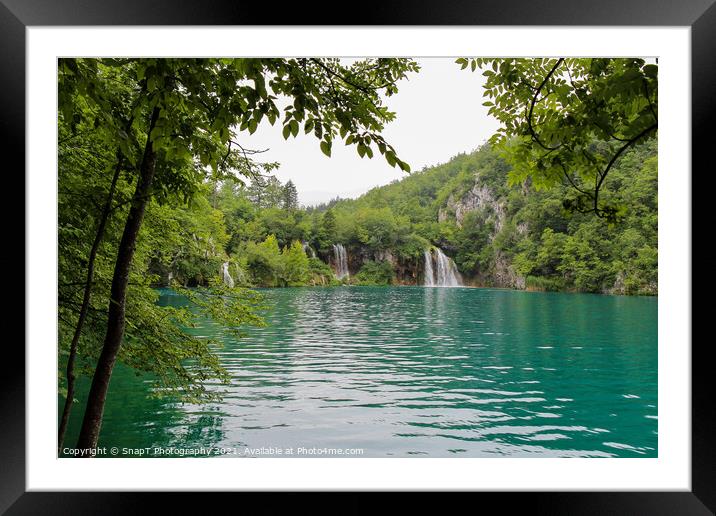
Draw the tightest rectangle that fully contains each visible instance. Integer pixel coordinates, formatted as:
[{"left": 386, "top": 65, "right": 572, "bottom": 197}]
[
  {"left": 423, "top": 250, "right": 435, "bottom": 286},
  {"left": 332, "top": 244, "right": 349, "bottom": 279},
  {"left": 221, "top": 262, "right": 235, "bottom": 288},
  {"left": 423, "top": 247, "right": 462, "bottom": 287}
]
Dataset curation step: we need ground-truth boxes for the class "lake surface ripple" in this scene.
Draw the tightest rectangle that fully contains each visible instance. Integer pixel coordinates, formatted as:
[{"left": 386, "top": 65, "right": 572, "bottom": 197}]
[{"left": 63, "top": 287, "right": 657, "bottom": 458}]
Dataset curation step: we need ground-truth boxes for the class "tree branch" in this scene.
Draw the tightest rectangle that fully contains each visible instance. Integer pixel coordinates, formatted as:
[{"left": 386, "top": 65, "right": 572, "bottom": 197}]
[
  {"left": 593, "top": 122, "right": 658, "bottom": 216},
  {"left": 310, "top": 58, "right": 375, "bottom": 94},
  {"left": 527, "top": 58, "right": 564, "bottom": 151}
]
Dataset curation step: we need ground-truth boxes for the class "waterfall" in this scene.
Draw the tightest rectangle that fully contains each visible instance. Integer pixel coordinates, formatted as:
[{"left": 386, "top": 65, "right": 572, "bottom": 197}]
[
  {"left": 435, "top": 248, "right": 462, "bottom": 286},
  {"left": 423, "top": 247, "right": 462, "bottom": 287},
  {"left": 332, "top": 244, "right": 349, "bottom": 279},
  {"left": 423, "top": 250, "right": 435, "bottom": 286},
  {"left": 221, "top": 261, "right": 235, "bottom": 288}
]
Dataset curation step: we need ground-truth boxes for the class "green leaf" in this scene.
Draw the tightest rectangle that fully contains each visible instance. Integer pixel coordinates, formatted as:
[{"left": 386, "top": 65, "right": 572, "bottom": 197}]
[
  {"left": 149, "top": 126, "right": 162, "bottom": 143},
  {"left": 385, "top": 151, "right": 397, "bottom": 167},
  {"left": 320, "top": 140, "right": 332, "bottom": 157}
]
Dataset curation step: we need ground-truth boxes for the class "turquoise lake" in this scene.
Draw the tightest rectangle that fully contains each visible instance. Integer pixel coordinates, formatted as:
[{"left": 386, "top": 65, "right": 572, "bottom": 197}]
[{"left": 61, "top": 286, "right": 658, "bottom": 457}]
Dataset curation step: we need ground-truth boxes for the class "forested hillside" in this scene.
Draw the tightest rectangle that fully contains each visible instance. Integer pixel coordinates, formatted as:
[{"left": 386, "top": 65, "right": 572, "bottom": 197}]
[{"left": 143, "top": 140, "right": 656, "bottom": 295}]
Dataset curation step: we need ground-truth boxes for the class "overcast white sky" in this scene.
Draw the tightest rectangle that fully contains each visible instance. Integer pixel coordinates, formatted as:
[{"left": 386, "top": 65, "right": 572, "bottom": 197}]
[{"left": 238, "top": 58, "right": 499, "bottom": 206}]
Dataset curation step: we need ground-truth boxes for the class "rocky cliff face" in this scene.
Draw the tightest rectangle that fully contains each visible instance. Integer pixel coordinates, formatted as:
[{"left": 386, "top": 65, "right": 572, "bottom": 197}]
[
  {"left": 321, "top": 246, "right": 420, "bottom": 284},
  {"left": 439, "top": 178, "right": 526, "bottom": 290},
  {"left": 486, "top": 250, "right": 526, "bottom": 289},
  {"left": 314, "top": 172, "right": 529, "bottom": 289},
  {"left": 439, "top": 183, "right": 505, "bottom": 232},
  {"left": 372, "top": 249, "right": 419, "bottom": 284}
]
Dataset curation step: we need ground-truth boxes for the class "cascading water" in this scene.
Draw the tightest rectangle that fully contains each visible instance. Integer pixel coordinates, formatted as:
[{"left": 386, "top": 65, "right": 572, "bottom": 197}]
[
  {"left": 221, "top": 262, "right": 235, "bottom": 288},
  {"left": 423, "top": 247, "right": 462, "bottom": 287},
  {"left": 434, "top": 248, "right": 462, "bottom": 286},
  {"left": 332, "top": 244, "right": 349, "bottom": 279},
  {"left": 423, "top": 250, "right": 435, "bottom": 287}
]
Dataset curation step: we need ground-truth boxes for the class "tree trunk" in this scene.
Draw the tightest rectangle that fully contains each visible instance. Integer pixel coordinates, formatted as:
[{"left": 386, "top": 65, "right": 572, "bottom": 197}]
[
  {"left": 76, "top": 107, "right": 160, "bottom": 451},
  {"left": 58, "top": 153, "right": 122, "bottom": 453}
]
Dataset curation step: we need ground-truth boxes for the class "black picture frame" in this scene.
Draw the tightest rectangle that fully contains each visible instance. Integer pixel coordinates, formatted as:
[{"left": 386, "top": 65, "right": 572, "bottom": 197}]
[{"left": 5, "top": 0, "right": 712, "bottom": 513}]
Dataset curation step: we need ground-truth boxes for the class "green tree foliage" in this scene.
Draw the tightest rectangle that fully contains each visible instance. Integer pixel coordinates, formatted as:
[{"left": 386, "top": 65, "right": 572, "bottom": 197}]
[
  {"left": 307, "top": 258, "right": 338, "bottom": 286},
  {"left": 149, "top": 189, "right": 231, "bottom": 286},
  {"left": 247, "top": 176, "right": 285, "bottom": 209},
  {"left": 282, "top": 180, "right": 299, "bottom": 210},
  {"left": 280, "top": 240, "right": 311, "bottom": 286},
  {"left": 355, "top": 207, "right": 399, "bottom": 249},
  {"left": 238, "top": 234, "right": 337, "bottom": 287},
  {"left": 59, "top": 56, "right": 418, "bottom": 449},
  {"left": 454, "top": 210, "right": 495, "bottom": 274},
  {"left": 508, "top": 140, "right": 658, "bottom": 293},
  {"left": 58, "top": 115, "right": 266, "bottom": 447},
  {"left": 243, "top": 234, "right": 283, "bottom": 287},
  {"left": 317, "top": 209, "right": 338, "bottom": 251},
  {"left": 197, "top": 139, "right": 656, "bottom": 295},
  {"left": 456, "top": 58, "right": 658, "bottom": 221},
  {"left": 354, "top": 261, "right": 396, "bottom": 286}
]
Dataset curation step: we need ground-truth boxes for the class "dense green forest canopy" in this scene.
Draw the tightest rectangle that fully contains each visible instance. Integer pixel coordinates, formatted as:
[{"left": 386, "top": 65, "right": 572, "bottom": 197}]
[{"left": 191, "top": 139, "right": 656, "bottom": 294}]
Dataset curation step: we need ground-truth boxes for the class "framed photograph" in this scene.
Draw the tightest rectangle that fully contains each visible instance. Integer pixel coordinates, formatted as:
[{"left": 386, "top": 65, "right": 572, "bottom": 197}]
[{"left": 8, "top": 0, "right": 712, "bottom": 513}]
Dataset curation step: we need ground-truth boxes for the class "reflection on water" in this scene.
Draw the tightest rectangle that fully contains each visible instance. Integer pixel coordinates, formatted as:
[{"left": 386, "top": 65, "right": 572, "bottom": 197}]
[{"left": 60, "top": 287, "right": 657, "bottom": 457}]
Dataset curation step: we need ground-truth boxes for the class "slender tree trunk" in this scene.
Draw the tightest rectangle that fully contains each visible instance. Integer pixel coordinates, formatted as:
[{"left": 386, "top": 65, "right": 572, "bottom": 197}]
[
  {"left": 58, "top": 153, "right": 122, "bottom": 452},
  {"left": 76, "top": 107, "right": 160, "bottom": 451}
]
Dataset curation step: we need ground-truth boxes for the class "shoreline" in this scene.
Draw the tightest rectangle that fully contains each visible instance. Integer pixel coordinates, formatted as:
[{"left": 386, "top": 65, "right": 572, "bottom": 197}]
[{"left": 157, "top": 283, "right": 657, "bottom": 298}]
